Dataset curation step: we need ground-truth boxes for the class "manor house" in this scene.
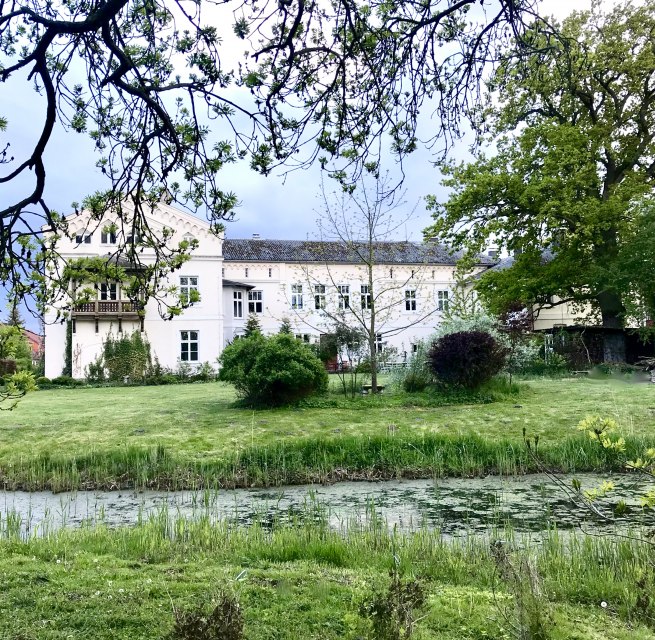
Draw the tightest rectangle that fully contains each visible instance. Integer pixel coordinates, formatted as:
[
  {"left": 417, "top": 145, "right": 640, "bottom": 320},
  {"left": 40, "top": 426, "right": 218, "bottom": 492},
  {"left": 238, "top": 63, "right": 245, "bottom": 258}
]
[{"left": 44, "top": 201, "right": 496, "bottom": 378}]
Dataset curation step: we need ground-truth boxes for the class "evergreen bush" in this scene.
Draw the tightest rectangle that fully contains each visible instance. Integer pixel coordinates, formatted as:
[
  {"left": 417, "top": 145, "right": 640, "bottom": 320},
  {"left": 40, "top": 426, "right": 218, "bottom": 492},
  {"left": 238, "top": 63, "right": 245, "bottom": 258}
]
[
  {"left": 428, "top": 330, "right": 507, "bottom": 389},
  {"left": 219, "top": 333, "right": 328, "bottom": 406}
]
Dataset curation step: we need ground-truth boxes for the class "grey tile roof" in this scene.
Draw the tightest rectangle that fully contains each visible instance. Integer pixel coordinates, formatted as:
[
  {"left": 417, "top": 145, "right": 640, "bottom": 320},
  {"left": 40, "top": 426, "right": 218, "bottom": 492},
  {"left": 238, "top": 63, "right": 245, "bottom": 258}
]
[{"left": 223, "top": 239, "right": 495, "bottom": 266}]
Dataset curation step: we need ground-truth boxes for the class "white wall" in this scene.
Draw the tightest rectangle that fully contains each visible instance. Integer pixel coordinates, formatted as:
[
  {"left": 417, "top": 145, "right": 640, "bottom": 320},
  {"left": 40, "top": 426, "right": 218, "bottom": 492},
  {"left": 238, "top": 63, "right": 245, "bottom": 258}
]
[
  {"left": 44, "top": 202, "right": 224, "bottom": 378},
  {"left": 221, "top": 260, "right": 459, "bottom": 357}
]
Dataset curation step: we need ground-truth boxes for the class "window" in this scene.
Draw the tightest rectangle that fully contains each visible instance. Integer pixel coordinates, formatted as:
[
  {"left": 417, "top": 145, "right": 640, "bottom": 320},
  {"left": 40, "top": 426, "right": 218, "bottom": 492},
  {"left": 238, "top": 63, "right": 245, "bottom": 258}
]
[
  {"left": 295, "top": 333, "right": 311, "bottom": 343},
  {"left": 411, "top": 269, "right": 415, "bottom": 278},
  {"left": 233, "top": 291, "right": 243, "bottom": 318},
  {"left": 180, "top": 276, "right": 199, "bottom": 305},
  {"left": 338, "top": 285, "right": 350, "bottom": 310},
  {"left": 95, "top": 319, "right": 99, "bottom": 334},
  {"left": 405, "top": 289, "right": 417, "bottom": 311},
  {"left": 248, "top": 290, "right": 263, "bottom": 313},
  {"left": 100, "top": 282, "right": 117, "bottom": 301},
  {"left": 75, "top": 234, "right": 92, "bottom": 244},
  {"left": 361, "top": 285, "right": 372, "bottom": 310},
  {"left": 245, "top": 268, "right": 249, "bottom": 278},
  {"left": 412, "top": 343, "right": 419, "bottom": 353},
  {"left": 72, "top": 319, "right": 76, "bottom": 334},
  {"left": 118, "top": 318, "right": 123, "bottom": 333},
  {"left": 140, "top": 318, "right": 145, "bottom": 333},
  {"left": 222, "top": 268, "right": 225, "bottom": 277},
  {"left": 437, "top": 290, "right": 449, "bottom": 311},
  {"left": 389, "top": 268, "right": 393, "bottom": 278},
  {"left": 180, "top": 330, "right": 199, "bottom": 362},
  {"left": 291, "top": 284, "right": 303, "bottom": 309},
  {"left": 314, "top": 284, "right": 326, "bottom": 310},
  {"left": 375, "top": 333, "right": 384, "bottom": 353},
  {"left": 268, "top": 268, "right": 273, "bottom": 278},
  {"left": 101, "top": 231, "right": 117, "bottom": 244}
]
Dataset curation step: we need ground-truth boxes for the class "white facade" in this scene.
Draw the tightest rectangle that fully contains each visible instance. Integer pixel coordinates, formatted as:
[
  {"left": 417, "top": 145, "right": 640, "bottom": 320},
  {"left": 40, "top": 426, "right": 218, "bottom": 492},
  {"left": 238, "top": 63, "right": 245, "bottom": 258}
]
[
  {"left": 44, "top": 203, "right": 224, "bottom": 379},
  {"left": 44, "top": 204, "right": 493, "bottom": 378},
  {"left": 221, "top": 258, "right": 459, "bottom": 359}
]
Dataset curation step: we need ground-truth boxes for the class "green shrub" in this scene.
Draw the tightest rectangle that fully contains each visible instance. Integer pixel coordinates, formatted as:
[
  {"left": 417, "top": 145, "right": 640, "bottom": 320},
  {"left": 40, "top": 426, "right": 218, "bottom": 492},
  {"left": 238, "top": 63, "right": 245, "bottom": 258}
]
[
  {"left": 428, "top": 330, "right": 507, "bottom": 389},
  {"left": 88, "top": 331, "right": 153, "bottom": 383},
  {"left": 36, "top": 376, "right": 51, "bottom": 385},
  {"left": 392, "top": 342, "right": 431, "bottom": 393},
  {"left": 51, "top": 375, "right": 83, "bottom": 387},
  {"left": 219, "top": 333, "right": 328, "bottom": 406}
]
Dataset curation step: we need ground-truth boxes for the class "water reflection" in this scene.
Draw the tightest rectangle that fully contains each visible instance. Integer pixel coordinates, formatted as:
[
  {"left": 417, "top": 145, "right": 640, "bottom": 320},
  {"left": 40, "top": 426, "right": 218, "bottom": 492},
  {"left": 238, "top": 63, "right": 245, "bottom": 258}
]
[{"left": 1, "top": 473, "right": 654, "bottom": 538}]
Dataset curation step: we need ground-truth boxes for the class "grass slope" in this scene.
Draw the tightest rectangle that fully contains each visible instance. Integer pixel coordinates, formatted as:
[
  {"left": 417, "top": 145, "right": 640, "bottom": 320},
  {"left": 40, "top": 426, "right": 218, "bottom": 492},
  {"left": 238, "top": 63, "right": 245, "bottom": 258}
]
[{"left": 0, "top": 377, "right": 653, "bottom": 490}]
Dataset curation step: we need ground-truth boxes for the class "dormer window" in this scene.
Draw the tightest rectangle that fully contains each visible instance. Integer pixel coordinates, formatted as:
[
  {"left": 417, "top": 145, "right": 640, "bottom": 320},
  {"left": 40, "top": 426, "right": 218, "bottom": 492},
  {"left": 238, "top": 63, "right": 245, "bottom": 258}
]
[
  {"left": 75, "top": 234, "right": 92, "bottom": 244},
  {"left": 101, "top": 231, "right": 117, "bottom": 244}
]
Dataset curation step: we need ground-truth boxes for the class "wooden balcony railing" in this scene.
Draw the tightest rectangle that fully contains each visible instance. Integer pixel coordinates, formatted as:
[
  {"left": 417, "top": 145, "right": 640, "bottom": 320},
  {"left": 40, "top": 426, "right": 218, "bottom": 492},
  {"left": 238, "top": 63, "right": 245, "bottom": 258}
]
[{"left": 72, "top": 300, "right": 140, "bottom": 316}]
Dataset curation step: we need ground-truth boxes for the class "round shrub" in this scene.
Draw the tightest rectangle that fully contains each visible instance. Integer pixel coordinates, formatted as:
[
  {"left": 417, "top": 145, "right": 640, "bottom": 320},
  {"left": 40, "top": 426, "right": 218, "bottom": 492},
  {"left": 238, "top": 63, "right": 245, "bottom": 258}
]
[
  {"left": 427, "top": 330, "right": 507, "bottom": 389},
  {"left": 219, "top": 333, "right": 328, "bottom": 406}
]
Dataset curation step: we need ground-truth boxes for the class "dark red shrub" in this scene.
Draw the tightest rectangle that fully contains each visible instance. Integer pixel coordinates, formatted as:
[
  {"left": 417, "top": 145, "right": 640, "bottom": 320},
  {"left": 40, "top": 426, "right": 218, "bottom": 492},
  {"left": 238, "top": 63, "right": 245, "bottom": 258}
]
[{"left": 427, "top": 331, "right": 507, "bottom": 389}]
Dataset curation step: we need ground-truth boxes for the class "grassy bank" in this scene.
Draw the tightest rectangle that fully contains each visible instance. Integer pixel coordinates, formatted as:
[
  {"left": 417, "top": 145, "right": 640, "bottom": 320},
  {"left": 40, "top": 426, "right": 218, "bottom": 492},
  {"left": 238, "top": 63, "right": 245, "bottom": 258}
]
[
  {"left": 0, "top": 377, "right": 653, "bottom": 490},
  {"left": 0, "top": 515, "right": 654, "bottom": 639}
]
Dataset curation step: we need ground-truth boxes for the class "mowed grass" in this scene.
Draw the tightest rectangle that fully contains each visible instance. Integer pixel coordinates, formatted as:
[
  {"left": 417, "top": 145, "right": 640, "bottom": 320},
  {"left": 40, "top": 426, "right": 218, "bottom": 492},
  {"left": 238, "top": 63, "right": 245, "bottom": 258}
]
[
  {"left": 0, "top": 515, "right": 654, "bottom": 639},
  {"left": 0, "top": 376, "right": 654, "bottom": 489}
]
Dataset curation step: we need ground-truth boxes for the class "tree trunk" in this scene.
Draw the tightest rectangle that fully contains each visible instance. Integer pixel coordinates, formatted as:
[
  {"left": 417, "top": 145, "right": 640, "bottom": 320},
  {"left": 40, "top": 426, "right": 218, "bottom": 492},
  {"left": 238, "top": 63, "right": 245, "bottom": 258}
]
[{"left": 597, "top": 291, "right": 626, "bottom": 363}]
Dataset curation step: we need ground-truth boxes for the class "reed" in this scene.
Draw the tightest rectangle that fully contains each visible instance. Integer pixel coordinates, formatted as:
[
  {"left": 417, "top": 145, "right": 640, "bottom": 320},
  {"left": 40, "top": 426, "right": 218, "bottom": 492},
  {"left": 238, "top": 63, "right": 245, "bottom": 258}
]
[
  {"left": 2, "top": 432, "right": 652, "bottom": 491},
  {"left": 0, "top": 511, "right": 653, "bottom": 638}
]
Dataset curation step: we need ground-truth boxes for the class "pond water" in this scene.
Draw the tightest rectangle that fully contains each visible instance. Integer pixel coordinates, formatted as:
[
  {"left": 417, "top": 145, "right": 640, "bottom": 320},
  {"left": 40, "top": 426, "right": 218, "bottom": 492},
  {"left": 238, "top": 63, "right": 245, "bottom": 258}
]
[{"left": 2, "top": 473, "right": 654, "bottom": 538}]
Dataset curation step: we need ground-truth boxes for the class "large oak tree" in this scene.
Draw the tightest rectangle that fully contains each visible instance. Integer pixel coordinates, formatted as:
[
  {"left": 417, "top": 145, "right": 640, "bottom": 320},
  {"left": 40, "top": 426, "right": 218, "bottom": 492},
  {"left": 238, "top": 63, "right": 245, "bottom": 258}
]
[
  {"left": 426, "top": 0, "right": 655, "bottom": 361},
  {"left": 0, "top": 0, "right": 538, "bottom": 311}
]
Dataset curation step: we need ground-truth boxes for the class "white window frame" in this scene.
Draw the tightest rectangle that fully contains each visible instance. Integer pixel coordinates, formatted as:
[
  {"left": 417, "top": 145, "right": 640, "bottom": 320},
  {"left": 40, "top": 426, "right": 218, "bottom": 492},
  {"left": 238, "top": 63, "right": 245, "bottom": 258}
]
[
  {"left": 361, "top": 284, "right": 372, "bottom": 310},
  {"left": 291, "top": 284, "right": 304, "bottom": 310},
  {"left": 405, "top": 289, "right": 417, "bottom": 311},
  {"left": 100, "top": 282, "right": 117, "bottom": 301},
  {"left": 375, "top": 333, "right": 384, "bottom": 353},
  {"left": 180, "top": 330, "right": 199, "bottom": 362},
  {"left": 233, "top": 291, "right": 243, "bottom": 318},
  {"left": 437, "top": 290, "right": 449, "bottom": 311},
  {"left": 180, "top": 276, "right": 199, "bottom": 305},
  {"left": 314, "top": 284, "right": 326, "bottom": 310},
  {"left": 338, "top": 285, "right": 350, "bottom": 310},
  {"left": 248, "top": 290, "right": 263, "bottom": 314},
  {"left": 295, "top": 333, "right": 311, "bottom": 343},
  {"left": 101, "top": 231, "right": 117, "bottom": 245},
  {"left": 75, "top": 234, "right": 92, "bottom": 244}
]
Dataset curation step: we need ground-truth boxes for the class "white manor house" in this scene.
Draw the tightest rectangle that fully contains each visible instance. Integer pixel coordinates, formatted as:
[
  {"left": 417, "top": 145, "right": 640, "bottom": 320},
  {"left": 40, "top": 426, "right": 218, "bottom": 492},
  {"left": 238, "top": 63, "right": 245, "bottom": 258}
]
[{"left": 44, "top": 201, "right": 496, "bottom": 379}]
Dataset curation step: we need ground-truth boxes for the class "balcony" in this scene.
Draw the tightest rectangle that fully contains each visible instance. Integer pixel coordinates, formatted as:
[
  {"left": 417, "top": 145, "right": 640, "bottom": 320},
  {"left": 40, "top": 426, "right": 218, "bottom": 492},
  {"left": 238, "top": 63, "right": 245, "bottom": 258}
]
[{"left": 72, "top": 300, "right": 141, "bottom": 317}]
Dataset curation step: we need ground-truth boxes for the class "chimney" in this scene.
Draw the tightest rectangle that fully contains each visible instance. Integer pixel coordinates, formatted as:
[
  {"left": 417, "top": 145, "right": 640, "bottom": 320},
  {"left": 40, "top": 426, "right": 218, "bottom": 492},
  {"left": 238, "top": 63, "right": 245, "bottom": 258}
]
[{"left": 252, "top": 233, "right": 260, "bottom": 240}]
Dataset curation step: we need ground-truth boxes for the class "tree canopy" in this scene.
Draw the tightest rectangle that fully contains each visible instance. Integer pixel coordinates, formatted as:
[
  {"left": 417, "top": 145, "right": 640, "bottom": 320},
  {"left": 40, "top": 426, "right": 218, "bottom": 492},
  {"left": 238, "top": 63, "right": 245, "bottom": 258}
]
[
  {"left": 0, "top": 0, "right": 538, "bottom": 311},
  {"left": 426, "top": 1, "right": 655, "bottom": 360}
]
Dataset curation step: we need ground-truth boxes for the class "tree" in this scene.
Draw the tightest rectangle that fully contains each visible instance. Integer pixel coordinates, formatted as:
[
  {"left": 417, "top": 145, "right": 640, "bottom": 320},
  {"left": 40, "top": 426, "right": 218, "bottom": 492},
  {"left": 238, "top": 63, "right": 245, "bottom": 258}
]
[
  {"left": 300, "top": 173, "right": 440, "bottom": 393},
  {"left": 244, "top": 313, "right": 263, "bottom": 338},
  {"left": 0, "top": 0, "right": 540, "bottom": 312},
  {"left": 426, "top": 1, "right": 655, "bottom": 362},
  {"left": 0, "top": 324, "right": 31, "bottom": 368},
  {"left": 5, "top": 302, "right": 24, "bottom": 328}
]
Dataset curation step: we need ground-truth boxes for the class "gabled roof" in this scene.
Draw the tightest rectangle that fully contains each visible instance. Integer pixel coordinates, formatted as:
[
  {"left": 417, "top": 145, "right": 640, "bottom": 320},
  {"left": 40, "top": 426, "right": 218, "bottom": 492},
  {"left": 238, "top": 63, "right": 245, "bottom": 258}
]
[{"left": 223, "top": 239, "right": 495, "bottom": 266}]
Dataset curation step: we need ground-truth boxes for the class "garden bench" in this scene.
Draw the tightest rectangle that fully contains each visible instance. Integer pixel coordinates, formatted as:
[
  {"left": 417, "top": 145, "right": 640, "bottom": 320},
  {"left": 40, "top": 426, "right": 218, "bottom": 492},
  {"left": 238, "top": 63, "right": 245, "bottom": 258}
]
[{"left": 361, "top": 384, "right": 385, "bottom": 394}]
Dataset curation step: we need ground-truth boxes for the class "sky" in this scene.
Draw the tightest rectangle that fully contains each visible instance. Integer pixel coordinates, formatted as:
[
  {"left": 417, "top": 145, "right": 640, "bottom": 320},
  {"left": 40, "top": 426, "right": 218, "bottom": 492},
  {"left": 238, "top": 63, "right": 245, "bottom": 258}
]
[
  {"left": 2, "top": 0, "right": 618, "bottom": 332},
  {"left": 0, "top": 0, "right": 606, "bottom": 251}
]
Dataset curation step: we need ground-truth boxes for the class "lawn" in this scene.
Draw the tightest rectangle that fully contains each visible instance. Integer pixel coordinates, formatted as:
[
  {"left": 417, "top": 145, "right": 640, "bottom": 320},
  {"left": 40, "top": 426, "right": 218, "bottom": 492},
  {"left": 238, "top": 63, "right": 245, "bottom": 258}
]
[{"left": 0, "top": 376, "right": 654, "bottom": 490}]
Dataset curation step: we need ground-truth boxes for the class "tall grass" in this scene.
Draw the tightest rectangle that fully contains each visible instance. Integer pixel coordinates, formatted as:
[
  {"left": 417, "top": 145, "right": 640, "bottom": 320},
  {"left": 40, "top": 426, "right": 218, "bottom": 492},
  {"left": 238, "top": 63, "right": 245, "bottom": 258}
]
[
  {"left": 1, "top": 432, "right": 653, "bottom": 491},
  {"left": 1, "top": 507, "right": 654, "bottom": 627}
]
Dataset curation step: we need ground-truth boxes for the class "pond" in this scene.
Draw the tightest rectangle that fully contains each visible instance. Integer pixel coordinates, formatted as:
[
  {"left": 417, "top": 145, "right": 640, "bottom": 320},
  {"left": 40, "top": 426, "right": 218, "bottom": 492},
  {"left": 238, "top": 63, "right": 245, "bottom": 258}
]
[{"left": 2, "top": 473, "right": 653, "bottom": 539}]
